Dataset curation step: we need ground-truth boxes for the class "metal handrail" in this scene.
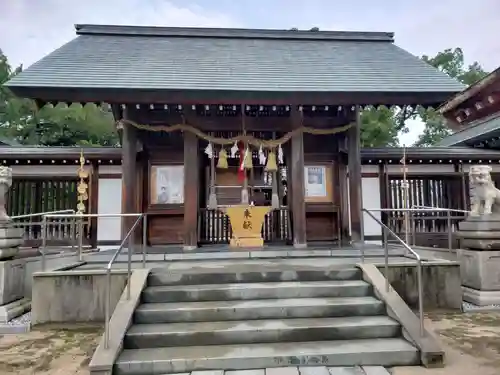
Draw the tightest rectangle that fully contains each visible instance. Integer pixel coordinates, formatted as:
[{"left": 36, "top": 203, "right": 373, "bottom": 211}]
[
  {"left": 41, "top": 212, "right": 146, "bottom": 269},
  {"left": 366, "top": 207, "right": 470, "bottom": 251},
  {"left": 362, "top": 208, "right": 425, "bottom": 337},
  {"left": 104, "top": 214, "right": 144, "bottom": 349},
  {"left": 10, "top": 209, "right": 76, "bottom": 220}
]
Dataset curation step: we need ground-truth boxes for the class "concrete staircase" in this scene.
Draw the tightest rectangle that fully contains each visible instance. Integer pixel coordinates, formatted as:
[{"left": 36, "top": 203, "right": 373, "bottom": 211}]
[{"left": 114, "top": 266, "right": 419, "bottom": 375}]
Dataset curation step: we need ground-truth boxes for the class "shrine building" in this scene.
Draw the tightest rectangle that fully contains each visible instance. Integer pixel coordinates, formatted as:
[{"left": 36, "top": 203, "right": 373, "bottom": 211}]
[{"left": 5, "top": 25, "right": 465, "bottom": 250}]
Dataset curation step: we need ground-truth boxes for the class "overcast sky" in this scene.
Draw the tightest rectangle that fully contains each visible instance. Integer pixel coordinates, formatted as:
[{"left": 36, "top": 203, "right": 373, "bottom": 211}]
[{"left": 1, "top": 0, "right": 499, "bottom": 144}]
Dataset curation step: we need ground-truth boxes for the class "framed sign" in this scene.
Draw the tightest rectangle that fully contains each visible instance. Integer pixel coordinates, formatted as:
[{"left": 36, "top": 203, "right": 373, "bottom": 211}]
[
  {"left": 150, "top": 165, "right": 184, "bottom": 205},
  {"left": 304, "top": 165, "right": 333, "bottom": 202}
]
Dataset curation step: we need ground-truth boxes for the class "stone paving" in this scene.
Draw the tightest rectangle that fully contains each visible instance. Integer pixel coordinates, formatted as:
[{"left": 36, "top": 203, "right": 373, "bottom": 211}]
[{"left": 180, "top": 367, "right": 388, "bottom": 375}]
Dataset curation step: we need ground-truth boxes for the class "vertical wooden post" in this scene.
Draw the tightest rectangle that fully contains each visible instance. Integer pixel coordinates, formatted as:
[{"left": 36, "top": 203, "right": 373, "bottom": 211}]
[
  {"left": 378, "top": 162, "right": 387, "bottom": 243},
  {"left": 89, "top": 160, "right": 99, "bottom": 248},
  {"left": 121, "top": 109, "right": 138, "bottom": 241},
  {"left": 183, "top": 131, "right": 199, "bottom": 251},
  {"left": 290, "top": 106, "right": 307, "bottom": 248},
  {"left": 348, "top": 106, "right": 363, "bottom": 242}
]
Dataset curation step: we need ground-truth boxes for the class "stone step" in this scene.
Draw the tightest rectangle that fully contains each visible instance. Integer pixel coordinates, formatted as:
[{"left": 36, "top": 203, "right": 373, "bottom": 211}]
[
  {"left": 141, "top": 280, "right": 372, "bottom": 303},
  {"left": 134, "top": 297, "right": 385, "bottom": 324},
  {"left": 114, "top": 338, "right": 419, "bottom": 374},
  {"left": 124, "top": 316, "right": 400, "bottom": 348},
  {"left": 147, "top": 267, "right": 362, "bottom": 286}
]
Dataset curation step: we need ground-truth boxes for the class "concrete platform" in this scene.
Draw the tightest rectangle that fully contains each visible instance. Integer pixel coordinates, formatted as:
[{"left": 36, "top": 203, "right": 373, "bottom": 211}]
[
  {"left": 114, "top": 338, "right": 418, "bottom": 374},
  {"left": 125, "top": 316, "right": 400, "bottom": 348}
]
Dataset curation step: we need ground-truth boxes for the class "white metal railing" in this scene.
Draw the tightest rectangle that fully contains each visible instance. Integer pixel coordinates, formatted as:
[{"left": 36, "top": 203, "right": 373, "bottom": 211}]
[
  {"left": 42, "top": 212, "right": 148, "bottom": 350},
  {"left": 362, "top": 208, "right": 425, "bottom": 337}
]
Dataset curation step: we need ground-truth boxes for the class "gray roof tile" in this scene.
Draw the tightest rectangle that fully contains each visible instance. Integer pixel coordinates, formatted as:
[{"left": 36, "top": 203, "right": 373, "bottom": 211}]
[
  {"left": 6, "top": 25, "right": 465, "bottom": 94},
  {"left": 439, "top": 113, "right": 500, "bottom": 146}
]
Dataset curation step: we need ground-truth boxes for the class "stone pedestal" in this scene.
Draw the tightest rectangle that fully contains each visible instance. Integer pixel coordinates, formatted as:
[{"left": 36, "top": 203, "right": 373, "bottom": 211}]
[
  {"left": 0, "top": 258, "right": 30, "bottom": 322},
  {"left": 457, "top": 249, "right": 500, "bottom": 305},
  {"left": 457, "top": 216, "right": 500, "bottom": 305},
  {"left": 0, "top": 166, "right": 28, "bottom": 321},
  {"left": 457, "top": 215, "right": 500, "bottom": 250}
]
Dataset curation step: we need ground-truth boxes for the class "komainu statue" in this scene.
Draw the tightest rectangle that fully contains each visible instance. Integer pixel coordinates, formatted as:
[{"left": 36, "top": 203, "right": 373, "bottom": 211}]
[{"left": 469, "top": 165, "right": 500, "bottom": 216}]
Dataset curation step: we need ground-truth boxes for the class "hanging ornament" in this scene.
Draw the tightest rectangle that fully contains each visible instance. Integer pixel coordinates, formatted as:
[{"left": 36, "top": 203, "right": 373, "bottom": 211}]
[
  {"left": 258, "top": 145, "right": 266, "bottom": 165},
  {"left": 265, "top": 150, "right": 278, "bottom": 171},
  {"left": 217, "top": 148, "right": 228, "bottom": 169},
  {"left": 230, "top": 141, "right": 238, "bottom": 158},
  {"left": 243, "top": 147, "right": 253, "bottom": 169},
  {"left": 204, "top": 142, "right": 213, "bottom": 159},
  {"left": 278, "top": 144, "right": 284, "bottom": 164}
]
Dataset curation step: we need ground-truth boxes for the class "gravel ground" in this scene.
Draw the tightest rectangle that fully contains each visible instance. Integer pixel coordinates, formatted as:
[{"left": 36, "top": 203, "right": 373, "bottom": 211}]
[
  {"left": 0, "top": 324, "right": 102, "bottom": 375},
  {"left": 393, "top": 311, "right": 500, "bottom": 375},
  {"left": 1, "top": 312, "right": 500, "bottom": 374}
]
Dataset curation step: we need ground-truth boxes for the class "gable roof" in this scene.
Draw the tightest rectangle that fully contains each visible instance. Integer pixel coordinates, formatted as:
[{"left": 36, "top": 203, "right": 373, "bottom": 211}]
[
  {"left": 438, "top": 66, "right": 500, "bottom": 114},
  {"left": 438, "top": 112, "right": 500, "bottom": 147},
  {"left": 6, "top": 25, "right": 465, "bottom": 105}
]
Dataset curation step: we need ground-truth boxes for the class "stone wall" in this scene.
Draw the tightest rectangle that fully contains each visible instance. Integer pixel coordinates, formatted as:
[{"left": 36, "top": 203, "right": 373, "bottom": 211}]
[
  {"left": 379, "top": 263, "right": 462, "bottom": 310},
  {"left": 0, "top": 251, "right": 79, "bottom": 305},
  {"left": 31, "top": 270, "right": 127, "bottom": 325}
]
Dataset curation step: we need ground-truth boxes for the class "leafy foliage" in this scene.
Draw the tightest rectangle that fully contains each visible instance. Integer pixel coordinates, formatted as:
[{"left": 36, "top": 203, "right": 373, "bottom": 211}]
[
  {"left": 414, "top": 48, "right": 489, "bottom": 146},
  {"left": 0, "top": 46, "right": 489, "bottom": 148},
  {"left": 0, "top": 49, "right": 119, "bottom": 146}
]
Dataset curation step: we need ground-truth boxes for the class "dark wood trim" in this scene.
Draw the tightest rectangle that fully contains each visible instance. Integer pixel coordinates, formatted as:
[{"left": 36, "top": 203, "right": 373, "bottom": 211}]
[
  {"left": 348, "top": 105, "right": 363, "bottom": 242},
  {"left": 13, "top": 86, "right": 454, "bottom": 107},
  {"left": 290, "top": 107, "right": 307, "bottom": 247},
  {"left": 361, "top": 172, "right": 379, "bottom": 178},
  {"left": 98, "top": 173, "right": 122, "bottom": 179},
  {"left": 89, "top": 161, "right": 99, "bottom": 248},
  {"left": 97, "top": 240, "right": 121, "bottom": 246},
  {"left": 121, "top": 109, "right": 138, "bottom": 239},
  {"left": 183, "top": 130, "right": 199, "bottom": 249}
]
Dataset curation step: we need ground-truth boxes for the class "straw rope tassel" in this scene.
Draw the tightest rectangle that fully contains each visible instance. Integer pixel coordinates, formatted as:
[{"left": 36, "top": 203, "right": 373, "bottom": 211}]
[
  {"left": 265, "top": 150, "right": 278, "bottom": 171},
  {"left": 217, "top": 148, "right": 228, "bottom": 169}
]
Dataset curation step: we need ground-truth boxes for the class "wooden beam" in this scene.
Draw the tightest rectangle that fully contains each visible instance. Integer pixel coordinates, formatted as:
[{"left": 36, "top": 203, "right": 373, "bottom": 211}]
[
  {"left": 348, "top": 106, "right": 363, "bottom": 242},
  {"left": 89, "top": 160, "right": 99, "bottom": 248},
  {"left": 183, "top": 130, "right": 199, "bottom": 250},
  {"left": 11, "top": 86, "right": 455, "bottom": 108},
  {"left": 121, "top": 108, "right": 138, "bottom": 241},
  {"left": 290, "top": 106, "right": 307, "bottom": 248}
]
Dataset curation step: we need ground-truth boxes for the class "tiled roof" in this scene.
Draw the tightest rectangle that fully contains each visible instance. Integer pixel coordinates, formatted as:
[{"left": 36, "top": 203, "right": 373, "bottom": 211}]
[
  {"left": 439, "top": 113, "right": 500, "bottom": 146},
  {"left": 6, "top": 25, "right": 465, "bottom": 96}
]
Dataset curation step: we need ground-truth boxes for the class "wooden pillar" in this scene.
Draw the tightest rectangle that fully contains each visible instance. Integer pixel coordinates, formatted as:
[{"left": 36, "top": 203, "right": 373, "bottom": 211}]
[
  {"left": 183, "top": 131, "right": 199, "bottom": 250},
  {"left": 290, "top": 106, "right": 307, "bottom": 248},
  {"left": 89, "top": 160, "right": 99, "bottom": 248},
  {"left": 348, "top": 106, "right": 363, "bottom": 242},
  {"left": 121, "top": 109, "right": 138, "bottom": 240}
]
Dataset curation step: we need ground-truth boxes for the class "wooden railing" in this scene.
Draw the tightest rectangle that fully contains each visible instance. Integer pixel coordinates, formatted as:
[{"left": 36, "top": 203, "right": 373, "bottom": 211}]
[
  {"left": 199, "top": 207, "right": 291, "bottom": 244},
  {"left": 13, "top": 218, "right": 91, "bottom": 247},
  {"left": 387, "top": 212, "right": 467, "bottom": 248},
  {"left": 7, "top": 177, "right": 91, "bottom": 247}
]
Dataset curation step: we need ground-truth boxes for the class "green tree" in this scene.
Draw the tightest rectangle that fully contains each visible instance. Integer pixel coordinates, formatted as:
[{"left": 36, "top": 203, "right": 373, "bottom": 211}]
[
  {"left": 414, "top": 48, "right": 489, "bottom": 146},
  {"left": 0, "top": 49, "right": 119, "bottom": 146}
]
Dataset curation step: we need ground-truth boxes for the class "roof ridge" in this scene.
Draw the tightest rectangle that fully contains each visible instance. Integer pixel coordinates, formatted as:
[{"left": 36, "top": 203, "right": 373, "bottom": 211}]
[{"left": 74, "top": 24, "right": 394, "bottom": 42}]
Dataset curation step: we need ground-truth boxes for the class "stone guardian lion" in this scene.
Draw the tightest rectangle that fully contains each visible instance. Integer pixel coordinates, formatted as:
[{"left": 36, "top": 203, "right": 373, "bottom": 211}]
[{"left": 469, "top": 165, "right": 500, "bottom": 216}]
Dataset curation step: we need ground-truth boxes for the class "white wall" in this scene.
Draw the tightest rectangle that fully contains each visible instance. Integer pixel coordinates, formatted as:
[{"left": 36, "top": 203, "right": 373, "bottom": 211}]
[
  {"left": 97, "top": 178, "right": 123, "bottom": 243},
  {"left": 362, "top": 176, "right": 381, "bottom": 238}
]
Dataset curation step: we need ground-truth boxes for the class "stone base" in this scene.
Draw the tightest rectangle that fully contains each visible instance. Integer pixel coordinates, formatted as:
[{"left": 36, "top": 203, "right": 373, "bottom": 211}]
[
  {"left": 457, "top": 215, "right": 500, "bottom": 250},
  {"left": 0, "top": 297, "right": 30, "bottom": 323},
  {"left": 230, "top": 237, "right": 264, "bottom": 248},
  {"left": 0, "top": 226, "right": 23, "bottom": 260},
  {"left": 293, "top": 242, "right": 308, "bottom": 249},
  {"left": 0, "top": 257, "right": 26, "bottom": 306},
  {"left": 183, "top": 245, "right": 197, "bottom": 252},
  {"left": 457, "top": 249, "right": 500, "bottom": 290},
  {"left": 462, "top": 286, "right": 500, "bottom": 306}
]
